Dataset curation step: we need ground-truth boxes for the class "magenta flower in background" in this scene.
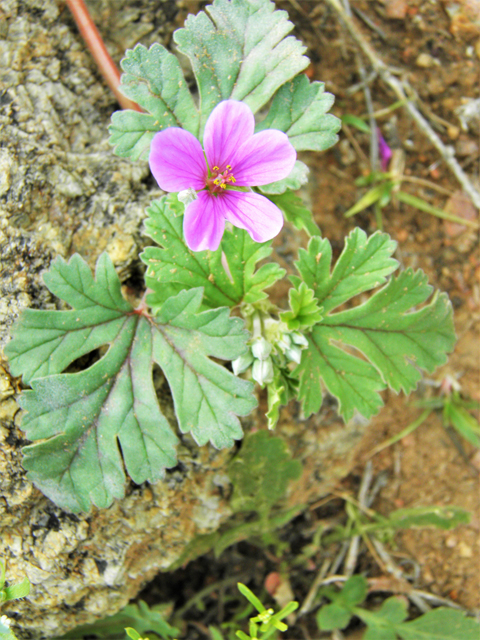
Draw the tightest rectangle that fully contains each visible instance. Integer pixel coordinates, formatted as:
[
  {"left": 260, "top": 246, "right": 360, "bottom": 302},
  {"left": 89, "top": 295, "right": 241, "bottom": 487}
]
[
  {"left": 149, "top": 100, "right": 297, "bottom": 251},
  {"left": 377, "top": 128, "right": 392, "bottom": 172}
]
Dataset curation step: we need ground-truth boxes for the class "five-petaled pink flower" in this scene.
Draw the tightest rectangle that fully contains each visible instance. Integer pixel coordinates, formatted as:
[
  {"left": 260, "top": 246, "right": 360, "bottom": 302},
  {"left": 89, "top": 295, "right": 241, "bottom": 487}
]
[{"left": 149, "top": 100, "right": 297, "bottom": 251}]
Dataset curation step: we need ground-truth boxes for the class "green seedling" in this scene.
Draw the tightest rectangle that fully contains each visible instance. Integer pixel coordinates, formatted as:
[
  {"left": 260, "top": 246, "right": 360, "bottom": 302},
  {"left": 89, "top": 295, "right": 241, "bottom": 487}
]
[
  {"left": 317, "top": 575, "right": 480, "bottom": 639},
  {"left": 344, "top": 169, "right": 479, "bottom": 230},
  {"left": 0, "top": 560, "right": 30, "bottom": 640},
  {"left": 370, "top": 378, "right": 480, "bottom": 456}
]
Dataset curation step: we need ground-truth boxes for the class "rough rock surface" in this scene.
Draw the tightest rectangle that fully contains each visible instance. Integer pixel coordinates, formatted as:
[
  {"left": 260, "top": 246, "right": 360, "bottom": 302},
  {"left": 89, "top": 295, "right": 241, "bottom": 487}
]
[{"left": 0, "top": 1, "right": 369, "bottom": 638}]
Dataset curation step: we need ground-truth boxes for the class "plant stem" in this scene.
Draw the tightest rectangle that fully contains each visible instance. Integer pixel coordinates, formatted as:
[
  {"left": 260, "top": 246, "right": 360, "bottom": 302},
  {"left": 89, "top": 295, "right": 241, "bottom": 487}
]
[{"left": 66, "top": 0, "right": 142, "bottom": 112}]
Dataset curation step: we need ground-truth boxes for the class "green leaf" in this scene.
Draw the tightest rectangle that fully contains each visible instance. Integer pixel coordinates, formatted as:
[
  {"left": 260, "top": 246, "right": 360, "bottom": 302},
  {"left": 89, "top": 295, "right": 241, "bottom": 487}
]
[
  {"left": 2, "top": 578, "right": 30, "bottom": 603},
  {"left": 344, "top": 183, "right": 392, "bottom": 218},
  {"left": 6, "top": 254, "right": 255, "bottom": 512},
  {"left": 321, "top": 269, "right": 456, "bottom": 395},
  {"left": 291, "top": 230, "right": 398, "bottom": 314},
  {"left": 228, "top": 431, "right": 301, "bottom": 518},
  {"left": 361, "top": 597, "right": 408, "bottom": 640},
  {"left": 397, "top": 608, "right": 480, "bottom": 640},
  {"left": 317, "top": 604, "right": 352, "bottom": 631},
  {"left": 444, "top": 402, "right": 480, "bottom": 448},
  {"left": 142, "top": 197, "right": 285, "bottom": 310},
  {"left": 384, "top": 506, "right": 470, "bottom": 531},
  {"left": 268, "top": 191, "right": 321, "bottom": 237},
  {"left": 294, "top": 327, "right": 386, "bottom": 419},
  {"left": 292, "top": 230, "right": 455, "bottom": 420},
  {"left": 108, "top": 44, "right": 199, "bottom": 159},
  {"left": 259, "top": 161, "right": 309, "bottom": 195},
  {"left": 174, "top": 0, "right": 309, "bottom": 131},
  {"left": 280, "top": 282, "right": 323, "bottom": 331},
  {"left": 237, "top": 583, "right": 266, "bottom": 613},
  {"left": 342, "top": 114, "right": 371, "bottom": 133},
  {"left": 256, "top": 75, "right": 341, "bottom": 151},
  {"left": 108, "top": 111, "right": 161, "bottom": 161},
  {"left": 340, "top": 575, "right": 368, "bottom": 607},
  {"left": 58, "top": 601, "right": 179, "bottom": 640}
]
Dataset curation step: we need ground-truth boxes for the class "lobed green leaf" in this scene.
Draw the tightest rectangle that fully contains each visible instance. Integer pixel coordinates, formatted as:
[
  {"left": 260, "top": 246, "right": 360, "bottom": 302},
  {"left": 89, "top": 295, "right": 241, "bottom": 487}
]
[
  {"left": 268, "top": 190, "right": 320, "bottom": 237},
  {"left": 292, "top": 230, "right": 455, "bottom": 420},
  {"left": 142, "top": 197, "right": 285, "bottom": 310},
  {"left": 108, "top": 43, "right": 199, "bottom": 159},
  {"left": 256, "top": 74, "right": 341, "bottom": 151},
  {"left": 174, "top": 0, "right": 309, "bottom": 131},
  {"left": 7, "top": 255, "right": 256, "bottom": 512}
]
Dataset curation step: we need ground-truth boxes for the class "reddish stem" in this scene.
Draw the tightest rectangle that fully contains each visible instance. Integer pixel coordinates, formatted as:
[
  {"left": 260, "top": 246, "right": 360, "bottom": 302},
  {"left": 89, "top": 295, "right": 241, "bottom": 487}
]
[{"left": 65, "top": 0, "right": 142, "bottom": 112}]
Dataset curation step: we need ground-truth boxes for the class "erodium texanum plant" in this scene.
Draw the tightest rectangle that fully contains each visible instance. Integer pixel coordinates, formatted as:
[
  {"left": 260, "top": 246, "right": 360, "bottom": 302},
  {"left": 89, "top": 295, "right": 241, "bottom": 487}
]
[{"left": 5, "top": 0, "right": 456, "bottom": 513}]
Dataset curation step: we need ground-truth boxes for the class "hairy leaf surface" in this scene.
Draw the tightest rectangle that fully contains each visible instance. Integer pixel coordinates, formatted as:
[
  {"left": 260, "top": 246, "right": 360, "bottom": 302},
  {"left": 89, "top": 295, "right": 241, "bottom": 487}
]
[
  {"left": 292, "top": 231, "right": 455, "bottom": 420},
  {"left": 109, "top": 44, "right": 199, "bottom": 159},
  {"left": 5, "top": 254, "right": 255, "bottom": 512},
  {"left": 256, "top": 75, "right": 341, "bottom": 151},
  {"left": 174, "top": 0, "right": 308, "bottom": 131},
  {"left": 142, "top": 197, "right": 285, "bottom": 310}
]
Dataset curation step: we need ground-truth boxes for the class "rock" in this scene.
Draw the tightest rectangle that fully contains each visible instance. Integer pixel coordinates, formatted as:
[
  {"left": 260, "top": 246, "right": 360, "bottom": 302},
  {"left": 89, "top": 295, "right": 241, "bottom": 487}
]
[
  {"left": 415, "top": 53, "right": 437, "bottom": 68},
  {"left": 0, "top": 1, "right": 372, "bottom": 638},
  {"left": 383, "top": 0, "right": 408, "bottom": 20}
]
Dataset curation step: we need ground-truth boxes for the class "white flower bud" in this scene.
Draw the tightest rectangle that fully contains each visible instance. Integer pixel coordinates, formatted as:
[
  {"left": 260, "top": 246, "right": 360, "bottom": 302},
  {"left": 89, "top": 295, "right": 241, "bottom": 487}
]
[
  {"left": 285, "top": 345, "right": 303, "bottom": 364},
  {"left": 0, "top": 616, "right": 11, "bottom": 628},
  {"left": 290, "top": 331, "right": 309, "bottom": 347},
  {"left": 232, "top": 350, "right": 254, "bottom": 375},
  {"left": 277, "top": 333, "right": 291, "bottom": 353},
  {"left": 178, "top": 188, "right": 198, "bottom": 206},
  {"left": 252, "top": 357, "right": 274, "bottom": 386},
  {"left": 251, "top": 336, "right": 272, "bottom": 360}
]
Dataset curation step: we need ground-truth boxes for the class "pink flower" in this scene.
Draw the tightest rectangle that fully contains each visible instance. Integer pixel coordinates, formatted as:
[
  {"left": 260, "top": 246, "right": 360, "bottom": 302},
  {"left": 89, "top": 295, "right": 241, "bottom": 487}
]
[{"left": 149, "top": 100, "right": 296, "bottom": 251}]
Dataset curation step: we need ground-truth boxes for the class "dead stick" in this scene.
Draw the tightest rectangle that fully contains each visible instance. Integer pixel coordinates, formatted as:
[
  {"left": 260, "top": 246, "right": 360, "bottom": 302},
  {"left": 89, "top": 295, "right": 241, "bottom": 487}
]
[
  {"left": 325, "top": 0, "right": 480, "bottom": 210},
  {"left": 66, "top": 0, "right": 142, "bottom": 112}
]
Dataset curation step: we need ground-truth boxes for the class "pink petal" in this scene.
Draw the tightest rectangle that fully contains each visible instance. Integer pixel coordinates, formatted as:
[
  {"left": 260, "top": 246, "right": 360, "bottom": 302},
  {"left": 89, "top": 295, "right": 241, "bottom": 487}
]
[
  {"left": 231, "top": 130, "right": 296, "bottom": 186},
  {"left": 220, "top": 191, "right": 283, "bottom": 243},
  {"left": 149, "top": 128, "right": 207, "bottom": 192},
  {"left": 203, "top": 101, "right": 255, "bottom": 171},
  {"left": 183, "top": 191, "right": 225, "bottom": 252}
]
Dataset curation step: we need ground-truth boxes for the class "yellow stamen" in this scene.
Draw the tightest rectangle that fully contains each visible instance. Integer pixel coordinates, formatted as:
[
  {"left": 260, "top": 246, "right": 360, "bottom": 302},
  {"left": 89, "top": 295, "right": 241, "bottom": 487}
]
[
  {"left": 212, "top": 166, "right": 219, "bottom": 171},
  {"left": 220, "top": 183, "right": 226, "bottom": 189},
  {"left": 226, "top": 165, "right": 232, "bottom": 170},
  {"left": 230, "top": 177, "right": 236, "bottom": 183},
  {"left": 213, "top": 179, "right": 220, "bottom": 185}
]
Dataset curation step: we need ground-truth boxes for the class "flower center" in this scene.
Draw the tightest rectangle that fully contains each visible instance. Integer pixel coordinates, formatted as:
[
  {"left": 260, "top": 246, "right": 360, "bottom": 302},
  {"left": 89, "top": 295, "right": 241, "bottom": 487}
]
[{"left": 206, "top": 164, "right": 236, "bottom": 193}]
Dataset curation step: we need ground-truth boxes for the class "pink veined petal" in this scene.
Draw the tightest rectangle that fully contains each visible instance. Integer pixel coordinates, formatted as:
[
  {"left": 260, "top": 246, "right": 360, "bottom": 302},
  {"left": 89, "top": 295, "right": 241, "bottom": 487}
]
[
  {"left": 220, "top": 191, "right": 284, "bottom": 243},
  {"left": 230, "top": 129, "right": 296, "bottom": 186},
  {"left": 149, "top": 127, "right": 207, "bottom": 192},
  {"left": 203, "top": 100, "right": 255, "bottom": 171},
  {"left": 183, "top": 191, "right": 226, "bottom": 252}
]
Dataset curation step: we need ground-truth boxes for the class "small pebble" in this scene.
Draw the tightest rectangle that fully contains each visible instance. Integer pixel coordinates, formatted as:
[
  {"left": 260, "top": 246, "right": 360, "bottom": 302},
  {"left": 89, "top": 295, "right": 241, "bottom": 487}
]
[{"left": 416, "top": 53, "right": 436, "bottom": 68}]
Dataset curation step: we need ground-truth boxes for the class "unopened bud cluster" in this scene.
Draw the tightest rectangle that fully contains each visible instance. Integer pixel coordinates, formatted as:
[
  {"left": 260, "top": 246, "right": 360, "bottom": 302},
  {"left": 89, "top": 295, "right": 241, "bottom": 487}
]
[{"left": 232, "top": 311, "right": 308, "bottom": 387}]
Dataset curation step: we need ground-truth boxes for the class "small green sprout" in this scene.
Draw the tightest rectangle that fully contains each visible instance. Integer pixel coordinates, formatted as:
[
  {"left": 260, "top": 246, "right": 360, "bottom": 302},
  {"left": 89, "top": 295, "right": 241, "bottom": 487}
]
[{"left": 236, "top": 583, "right": 298, "bottom": 640}]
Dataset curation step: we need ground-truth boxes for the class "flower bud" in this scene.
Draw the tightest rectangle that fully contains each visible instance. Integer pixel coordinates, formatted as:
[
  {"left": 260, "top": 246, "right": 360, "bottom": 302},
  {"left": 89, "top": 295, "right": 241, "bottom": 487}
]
[
  {"left": 232, "top": 350, "right": 254, "bottom": 375},
  {"left": 290, "top": 331, "right": 309, "bottom": 347},
  {"left": 252, "top": 357, "right": 274, "bottom": 386},
  {"left": 251, "top": 336, "right": 272, "bottom": 360},
  {"left": 178, "top": 188, "right": 198, "bottom": 206},
  {"left": 285, "top": 345, "right": 302, "bottom": 364}
]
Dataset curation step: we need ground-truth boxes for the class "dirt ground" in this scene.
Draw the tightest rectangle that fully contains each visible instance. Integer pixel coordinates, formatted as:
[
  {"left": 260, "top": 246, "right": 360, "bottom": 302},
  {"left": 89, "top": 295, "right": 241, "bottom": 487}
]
[{"left": 284, "top": 0, "right": 480, "bottom": 614}]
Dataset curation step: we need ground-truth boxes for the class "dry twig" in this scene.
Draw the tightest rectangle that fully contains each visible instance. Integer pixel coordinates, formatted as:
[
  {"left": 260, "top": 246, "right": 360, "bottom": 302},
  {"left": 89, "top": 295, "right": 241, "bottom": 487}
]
[{"left": 325, "top": 0, "right": 480, "bottom": 210}]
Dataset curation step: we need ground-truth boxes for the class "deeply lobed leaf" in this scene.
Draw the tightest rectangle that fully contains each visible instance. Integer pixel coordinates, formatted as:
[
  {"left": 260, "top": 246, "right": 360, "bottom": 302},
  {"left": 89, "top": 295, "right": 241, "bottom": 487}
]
[
  {"left": 142, "top": 196, "right": 285, "bottom": 310},
  {"left": 6, "top": 255, "right": 256, "bottom": 512},
  {"left": 256, "top": 74, "right": 341, "bottom": 151},
  {"left": 174, "top": 0, "right": 309, "bottom": 132},
  {"left": 108, "top": 44, "right": 199, "bottom": 159},
  {"left": 292, "top": 230, "right": 455, "bottom": 420}
]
